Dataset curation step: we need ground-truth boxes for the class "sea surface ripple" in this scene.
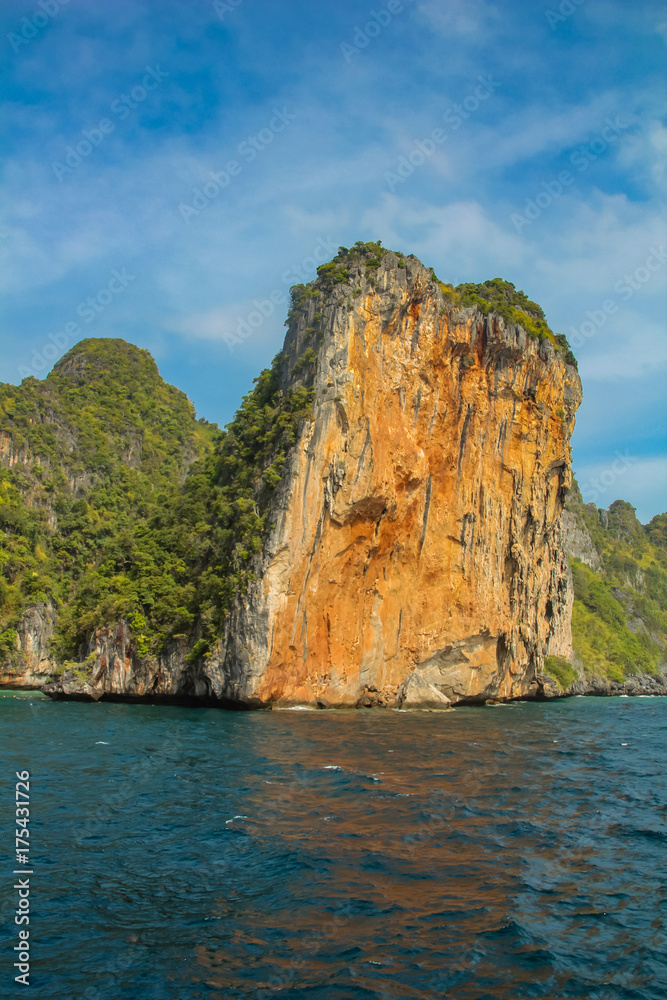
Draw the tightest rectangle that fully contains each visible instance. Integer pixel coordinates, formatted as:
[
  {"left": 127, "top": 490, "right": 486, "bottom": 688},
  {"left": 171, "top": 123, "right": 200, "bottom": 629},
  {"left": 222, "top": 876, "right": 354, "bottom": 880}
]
[{"left": 1, "top": 694, "right": 665, "bottom": 998}]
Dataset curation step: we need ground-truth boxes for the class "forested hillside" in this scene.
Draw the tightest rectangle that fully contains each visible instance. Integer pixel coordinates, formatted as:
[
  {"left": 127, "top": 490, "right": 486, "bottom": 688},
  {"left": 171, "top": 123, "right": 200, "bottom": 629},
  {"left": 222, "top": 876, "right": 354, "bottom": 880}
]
[
  {"left": 0, "top": 338, "right": 314, "bottom": 663},
  {"left": 554, "top": 483, "right": 667, "bottom": 687},
  {"left": 0, "top": 339, "right": 216, "bottom": 660}
]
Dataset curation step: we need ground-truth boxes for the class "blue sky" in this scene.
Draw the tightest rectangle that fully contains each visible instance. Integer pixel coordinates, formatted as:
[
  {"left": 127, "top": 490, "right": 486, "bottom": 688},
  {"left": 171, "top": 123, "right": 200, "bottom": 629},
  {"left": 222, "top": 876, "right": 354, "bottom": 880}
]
[{"left": 1, "top": 0, "right": 665, "bottom": 522}]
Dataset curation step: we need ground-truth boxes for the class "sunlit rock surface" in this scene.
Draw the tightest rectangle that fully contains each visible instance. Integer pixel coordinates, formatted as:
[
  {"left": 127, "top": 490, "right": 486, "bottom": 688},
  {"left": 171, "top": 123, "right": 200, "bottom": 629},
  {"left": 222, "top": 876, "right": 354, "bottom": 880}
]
[{"left": 210, "top": 253, "right": 582, "bottom": 707}]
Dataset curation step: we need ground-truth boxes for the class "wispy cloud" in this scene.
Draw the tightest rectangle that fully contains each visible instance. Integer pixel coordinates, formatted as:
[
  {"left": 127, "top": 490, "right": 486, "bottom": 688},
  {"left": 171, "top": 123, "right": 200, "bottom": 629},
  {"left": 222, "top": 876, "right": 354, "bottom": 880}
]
[{"left": 0, "top": 0, "right": 664, "bottom": 517}]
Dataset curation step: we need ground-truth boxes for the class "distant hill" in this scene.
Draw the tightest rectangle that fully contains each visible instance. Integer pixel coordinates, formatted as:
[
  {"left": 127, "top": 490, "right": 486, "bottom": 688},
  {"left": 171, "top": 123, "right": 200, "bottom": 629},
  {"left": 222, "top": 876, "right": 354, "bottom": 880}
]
[
  {"left": 558, "top": 483, "right": 667, "bottom": 688},
  {"left": 0, "top": 338, "right": 216, "bottom": 661}
]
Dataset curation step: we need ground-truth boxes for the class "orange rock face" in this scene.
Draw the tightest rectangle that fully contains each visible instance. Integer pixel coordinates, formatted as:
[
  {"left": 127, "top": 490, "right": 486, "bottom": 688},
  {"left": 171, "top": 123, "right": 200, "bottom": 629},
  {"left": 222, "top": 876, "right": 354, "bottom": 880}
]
[{"left": 215, "top": 254, "right": 582, "bottom": 707}]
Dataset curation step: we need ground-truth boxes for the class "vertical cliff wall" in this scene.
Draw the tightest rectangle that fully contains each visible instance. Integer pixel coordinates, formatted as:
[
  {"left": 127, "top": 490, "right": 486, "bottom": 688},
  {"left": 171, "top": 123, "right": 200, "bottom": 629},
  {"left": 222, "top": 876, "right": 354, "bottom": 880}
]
[
  {"left": 210, "top": 251, "right": 582, "bottom": 707},
  {"left": 2, "top": 253, "right": 584, "bottom": 706}
]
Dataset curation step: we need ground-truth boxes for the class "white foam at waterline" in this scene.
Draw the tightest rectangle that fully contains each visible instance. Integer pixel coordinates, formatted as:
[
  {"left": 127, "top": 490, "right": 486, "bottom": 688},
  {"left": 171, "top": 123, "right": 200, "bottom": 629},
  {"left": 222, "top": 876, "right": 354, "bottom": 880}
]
[
  {"left": 225, "top": 815, "right": 250, "bottom": 825},
  {"left": 274, "top": 705, "right": 317, "bottom": 711},
  {"left": 95, "top": 741, "right": 109, "bottom": 745},
  {"left": 323, "top": 765, "right": 343, "bottom": 771}
]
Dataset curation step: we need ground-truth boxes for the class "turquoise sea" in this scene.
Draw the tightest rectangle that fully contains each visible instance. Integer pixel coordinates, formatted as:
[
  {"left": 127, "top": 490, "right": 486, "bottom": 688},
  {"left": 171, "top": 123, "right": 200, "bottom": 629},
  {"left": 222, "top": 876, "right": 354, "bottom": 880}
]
[{"left": 1, "top": 693, "right": 665, "bottom": 999}]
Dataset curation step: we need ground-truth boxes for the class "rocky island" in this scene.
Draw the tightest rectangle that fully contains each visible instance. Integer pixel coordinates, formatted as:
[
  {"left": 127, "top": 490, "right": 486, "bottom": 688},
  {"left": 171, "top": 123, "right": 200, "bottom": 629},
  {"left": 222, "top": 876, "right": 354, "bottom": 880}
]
[{"left": 1, "top": 243, "right": 665, "bottom": 706}]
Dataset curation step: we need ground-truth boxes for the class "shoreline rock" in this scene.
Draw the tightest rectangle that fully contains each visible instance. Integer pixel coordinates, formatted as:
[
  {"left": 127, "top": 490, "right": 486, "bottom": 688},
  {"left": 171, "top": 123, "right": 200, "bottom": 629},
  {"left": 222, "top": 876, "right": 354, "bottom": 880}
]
[{"left": 12, "top": 666, "right": 664, "bottom": 708}]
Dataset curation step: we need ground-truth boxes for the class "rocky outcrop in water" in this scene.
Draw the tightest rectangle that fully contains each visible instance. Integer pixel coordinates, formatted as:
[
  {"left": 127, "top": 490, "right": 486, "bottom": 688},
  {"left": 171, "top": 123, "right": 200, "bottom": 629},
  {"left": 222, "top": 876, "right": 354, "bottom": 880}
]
[
  {"left": 534, "top": 669, "right": 667, "bottom": 699},
  {"left": 41, "top": 620, "right": 213, "bottom": 703},
  {"left": 14, "top": 248, "right": 664, "bottom": 708},
  {"left": 4, "top": 251, "right": 586, "bottom": 707},
  {"left": 0, "top": 603, "right": 57, "bottom": 689},
  {"left": 206, "top": 251, "right": 582, "bottom": 707}
]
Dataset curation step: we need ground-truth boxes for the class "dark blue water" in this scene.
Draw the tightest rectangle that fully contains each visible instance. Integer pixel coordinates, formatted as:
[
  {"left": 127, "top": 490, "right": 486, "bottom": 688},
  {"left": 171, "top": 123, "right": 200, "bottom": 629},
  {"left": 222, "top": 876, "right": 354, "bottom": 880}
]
[{"left": 1, "top": 694, "right": 666, "bottom": 999}]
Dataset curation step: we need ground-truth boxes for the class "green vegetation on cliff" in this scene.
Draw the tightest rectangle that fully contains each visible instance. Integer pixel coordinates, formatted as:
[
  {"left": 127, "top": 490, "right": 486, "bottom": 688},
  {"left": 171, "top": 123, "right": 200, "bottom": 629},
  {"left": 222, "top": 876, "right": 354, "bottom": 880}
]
[
  {"left": 563, "top": 483, "right": 667, "bottom": 683},
  {"left": 0, "top": 248, "right": 629, "bottom": 678},
  {"left": 181, "top": 354, "right": 315, "bottom": 657},
  {"left": 290, "top": 241, "right": 576, "bottom": 364},
  {"left": 0, "top": 340, "right": 214, "bottom": 657},
  {"left": 544, "top": 655, "right": 577, "bottom": 691},
  {"left": 437, "top": 277, "right": 576, "bottom": 365},
  {"left": 0, "top": 339, "right": 315, "bottom": 661}
]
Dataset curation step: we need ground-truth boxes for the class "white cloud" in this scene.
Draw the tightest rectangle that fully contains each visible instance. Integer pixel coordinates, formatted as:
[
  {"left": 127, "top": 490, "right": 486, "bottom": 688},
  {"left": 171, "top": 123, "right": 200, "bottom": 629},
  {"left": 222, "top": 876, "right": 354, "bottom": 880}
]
[
  {"left": 162, "top": 299, "right": 288, "bottom": 361},
  {"left": 165, "top": 306, "right": 241, "bottom": 344},
  {"left": 417, "top": 0, "right": 501, "bottom": 40},
  {"left": 359, "top": 194, "right": 524, "bottom": 278},
  {"left": 485, "top": 94, "right": 633, "bottom": 168},
  {"left": 616, "top": 118, "right": 667, "bottom": 194},
  {"left": 576, "top": 314, "right": 667, "bottom": 381},
  {"left": 520, "top": 190, "right": 667, "bottom": 300}
]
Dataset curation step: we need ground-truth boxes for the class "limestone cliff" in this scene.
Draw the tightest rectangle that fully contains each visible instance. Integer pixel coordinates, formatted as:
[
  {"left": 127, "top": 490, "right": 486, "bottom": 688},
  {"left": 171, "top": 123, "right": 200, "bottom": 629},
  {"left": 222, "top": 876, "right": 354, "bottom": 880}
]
[
  {"left": 3, "top": 249, "right": 590, "bottom": 707},
  {"left": 209, "top": 250, "right": 582, "bottom": 707},
  {"left": 561, "top": 510, "right": 601, "bottom": 570},
  {"left": 0, "top": 603, "right": 57, "bottom": 689}
]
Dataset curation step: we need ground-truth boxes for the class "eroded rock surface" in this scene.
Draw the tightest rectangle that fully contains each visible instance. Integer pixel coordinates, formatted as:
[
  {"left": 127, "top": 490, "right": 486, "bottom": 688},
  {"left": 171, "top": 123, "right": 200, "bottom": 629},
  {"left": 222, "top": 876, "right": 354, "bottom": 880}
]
[
  {"left": 209, "top": 253, "right": 582, "bottom": 706},
  {"left": 0, "top": 604, "right": 57, "bottom": 689},
  {"left": 561, "top": 510, "right": 602, "bottom": 570},
  {"left": 4, "top": 252, "right": 591, "bottom": 708}
]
